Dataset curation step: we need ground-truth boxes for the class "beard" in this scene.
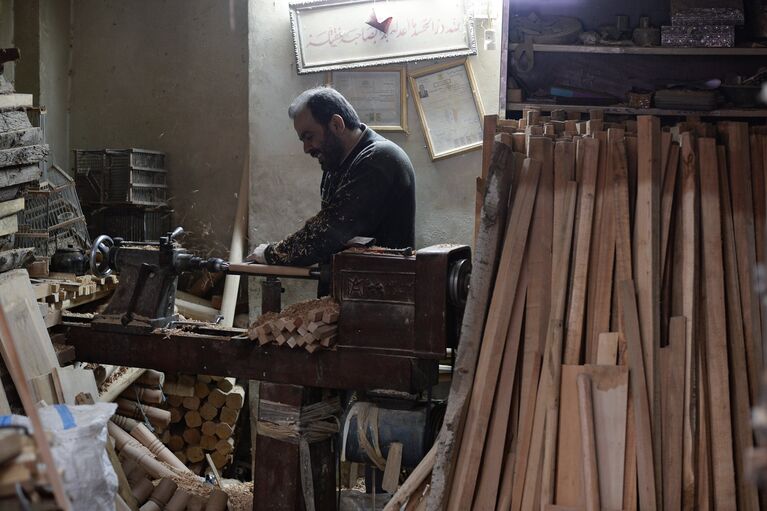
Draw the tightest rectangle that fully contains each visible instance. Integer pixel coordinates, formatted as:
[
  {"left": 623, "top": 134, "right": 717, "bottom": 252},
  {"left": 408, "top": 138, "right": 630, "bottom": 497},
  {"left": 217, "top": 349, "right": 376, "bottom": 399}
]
[{"left": 311, "top": 128, "right": 345, "bottom": 172}]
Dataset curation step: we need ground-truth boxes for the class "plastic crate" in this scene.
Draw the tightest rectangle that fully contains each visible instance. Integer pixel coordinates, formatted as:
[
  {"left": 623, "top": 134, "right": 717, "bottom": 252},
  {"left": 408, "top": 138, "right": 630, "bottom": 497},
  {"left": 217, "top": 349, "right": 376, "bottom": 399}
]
[{"left": 74, "top": 148, "right": 168, "bottom": 206}]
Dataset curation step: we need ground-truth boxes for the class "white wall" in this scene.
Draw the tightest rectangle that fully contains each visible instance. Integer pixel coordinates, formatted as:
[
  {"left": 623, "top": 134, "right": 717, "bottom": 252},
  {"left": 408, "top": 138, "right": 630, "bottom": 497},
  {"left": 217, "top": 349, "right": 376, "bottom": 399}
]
[
  {"left": 69, "top": 0, "right": 249, "bottom": 255},
  {"left": 248, "top": 0, "right": 503, "bottom": 310}
]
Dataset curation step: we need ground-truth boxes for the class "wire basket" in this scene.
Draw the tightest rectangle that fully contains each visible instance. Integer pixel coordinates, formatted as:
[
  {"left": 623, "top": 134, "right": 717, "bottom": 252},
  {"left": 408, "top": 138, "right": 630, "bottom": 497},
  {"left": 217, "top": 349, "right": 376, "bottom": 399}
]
[{"left": 15, "top": 167, "right": 90, "bottom": 257}]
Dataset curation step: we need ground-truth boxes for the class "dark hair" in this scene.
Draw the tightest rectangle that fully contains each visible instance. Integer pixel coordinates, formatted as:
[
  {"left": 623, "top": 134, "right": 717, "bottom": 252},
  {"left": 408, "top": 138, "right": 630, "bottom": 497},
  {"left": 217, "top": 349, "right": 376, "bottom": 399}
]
[{"left": 288, "top": 86, "right": 361, "bottom": 130}]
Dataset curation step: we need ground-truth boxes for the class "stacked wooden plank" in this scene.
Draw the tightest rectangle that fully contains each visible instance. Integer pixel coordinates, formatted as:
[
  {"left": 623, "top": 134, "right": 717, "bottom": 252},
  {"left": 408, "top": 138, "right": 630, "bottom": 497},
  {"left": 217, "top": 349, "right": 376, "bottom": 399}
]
[
  {"left": 392, "top": 113, "right": 767, "bottom": 511},
  {"left": 159, "top": 373, "right": 245, "bottom": 473},
  {"left": 31, "top": 273, "right": 119, "bottom": 327},
  {"left": 247, "top": 297, "right": 340, "bottom": 353},
  {"left": 0, "top": 432, "right": 58, "bottom": 506},
  {"left": 0, "top": 76, "right": 45, "bottom": 253}
]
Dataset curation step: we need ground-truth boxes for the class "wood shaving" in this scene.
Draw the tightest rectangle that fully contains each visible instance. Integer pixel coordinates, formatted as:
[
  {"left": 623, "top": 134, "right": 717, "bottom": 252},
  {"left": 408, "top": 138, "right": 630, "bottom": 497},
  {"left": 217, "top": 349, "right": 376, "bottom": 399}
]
[{"left": 99, "top": 366, "right": 127, "bottom": 390}]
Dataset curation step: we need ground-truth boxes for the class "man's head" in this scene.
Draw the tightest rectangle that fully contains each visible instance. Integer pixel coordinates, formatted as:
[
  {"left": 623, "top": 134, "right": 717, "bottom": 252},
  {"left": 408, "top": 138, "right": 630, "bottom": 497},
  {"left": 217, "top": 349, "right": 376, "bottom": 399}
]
[{"left": 289, "top": 87, "right": 363, "bottom": 172}]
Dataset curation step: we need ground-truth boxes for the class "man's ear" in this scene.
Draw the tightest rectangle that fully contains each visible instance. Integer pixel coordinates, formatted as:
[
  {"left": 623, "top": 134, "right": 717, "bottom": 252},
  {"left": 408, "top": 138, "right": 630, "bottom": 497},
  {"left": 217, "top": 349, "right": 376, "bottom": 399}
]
[{"left": 329, "top": 114, "right": 346, "bottom": 134}]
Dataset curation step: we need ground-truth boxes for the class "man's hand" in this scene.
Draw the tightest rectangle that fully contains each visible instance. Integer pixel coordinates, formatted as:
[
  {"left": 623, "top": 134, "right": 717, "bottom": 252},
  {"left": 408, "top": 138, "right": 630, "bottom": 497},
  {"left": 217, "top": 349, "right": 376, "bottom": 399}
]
[{"left": 245, "top": 243, "right": 270, "bottom": 264}]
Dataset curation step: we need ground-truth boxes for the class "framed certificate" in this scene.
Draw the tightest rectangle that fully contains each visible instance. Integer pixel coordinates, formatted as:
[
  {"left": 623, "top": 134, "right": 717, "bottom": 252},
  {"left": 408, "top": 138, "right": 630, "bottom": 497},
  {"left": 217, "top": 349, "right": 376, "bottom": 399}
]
[
  {"left": 289, "top": 0, "right": 477, "bottom": 74},
  {"left": 409, "top": 59, "right": 484, "bottom": 160},
  {"left": 327, "top": 67, "right": 408, "bottom": 132}
]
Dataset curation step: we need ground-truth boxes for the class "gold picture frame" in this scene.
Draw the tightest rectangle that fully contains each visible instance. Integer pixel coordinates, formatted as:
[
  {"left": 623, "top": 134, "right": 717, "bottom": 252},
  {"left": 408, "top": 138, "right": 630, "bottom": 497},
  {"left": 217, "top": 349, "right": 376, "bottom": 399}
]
[
  {"left": 409, "top": 59, "right": 484, "bottom": 161},
  {"left": 326, "top": 66, "right": 408, "bottom": 132}
]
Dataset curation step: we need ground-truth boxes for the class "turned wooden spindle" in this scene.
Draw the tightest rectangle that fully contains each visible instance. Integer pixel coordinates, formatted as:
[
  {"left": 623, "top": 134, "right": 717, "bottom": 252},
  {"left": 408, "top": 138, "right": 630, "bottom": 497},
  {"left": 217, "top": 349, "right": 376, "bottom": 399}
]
[
  {"left": 165, "top": 488, "right": 192, "bottom": 511},
  {"left": 118, "top": 442, "right": 175, "bottom": 480},
  {"left": 204, "top": 488, "right": 229, "bottom": 511},
  {"left": 116, "top": 399, "right": 171, "bottom": 429},
  {"left": 131, "top": 421, "right": 192, "bottom": 474},
  {"left": 131, "top": 477, "right": 154, "bottom": 505},
  {"left": 135, "top": 369, "right": 165, "bottom": 387},
  {"left": 120, "top": 385, "right": 164, "bottom": 405}
]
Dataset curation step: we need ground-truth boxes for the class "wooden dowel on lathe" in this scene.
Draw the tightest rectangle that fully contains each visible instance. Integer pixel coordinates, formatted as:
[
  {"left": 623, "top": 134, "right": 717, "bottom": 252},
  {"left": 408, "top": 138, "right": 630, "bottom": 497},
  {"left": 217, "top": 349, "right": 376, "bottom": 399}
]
[
  {"left": 204, "top": 488, "right": 229, "bottom": 511},
  {"left": 135, "top": 369, "right": 164, "bottom": 387},
  {"left": 116, "top": 399, "right": 171, "bottom": 429},
  {"left": 120, "top": 385, "right": 164, "bottom": 405},
  {"left": 225, "top": 262, "right": 316, "bottom": 278}
]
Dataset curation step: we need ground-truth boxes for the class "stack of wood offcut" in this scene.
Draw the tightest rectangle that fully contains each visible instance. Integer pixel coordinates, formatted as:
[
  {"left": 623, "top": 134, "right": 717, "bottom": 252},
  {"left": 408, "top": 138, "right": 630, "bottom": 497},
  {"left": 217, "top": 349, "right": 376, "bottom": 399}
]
[
  {"left": 388, "top": 112, "right": 767, "bottom": 511},
  {"left": 0, "top": 73, "right": 45, "bottom": 249},
  {"left": 160, "top": 373, "right": 245, "bottom": 473},
  {"left": 248, "top": 297, "right": 340, "bottom": 352},
  {"left": 0, "top": 432, "right": 57, "bottom": 506}
]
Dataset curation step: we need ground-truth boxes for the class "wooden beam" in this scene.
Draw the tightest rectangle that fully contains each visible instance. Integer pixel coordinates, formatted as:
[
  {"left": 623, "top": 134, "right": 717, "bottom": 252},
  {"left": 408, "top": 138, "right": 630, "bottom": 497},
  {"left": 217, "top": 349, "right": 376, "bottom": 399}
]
[
  {"left": 619, "top": 280, "right": 657, "bottom": 511},
  {"left": 698, "top": 136, "right": 737, "bottom": 508},
  {"left": 661, "top": 317, "right": 686, "bottom": 511},
  {"left": 446, "top": 158, "right": 540, "bottom": 511},
  {"left": 577, "top": 374, "right": 601, "bottom": 511}
]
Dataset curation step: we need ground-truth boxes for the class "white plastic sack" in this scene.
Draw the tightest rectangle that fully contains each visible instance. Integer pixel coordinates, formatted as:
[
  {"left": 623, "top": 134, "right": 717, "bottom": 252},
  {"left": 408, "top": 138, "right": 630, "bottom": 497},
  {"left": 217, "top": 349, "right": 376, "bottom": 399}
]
[{"left": 1, "top": 403, "right": 119, "bottom": 511}]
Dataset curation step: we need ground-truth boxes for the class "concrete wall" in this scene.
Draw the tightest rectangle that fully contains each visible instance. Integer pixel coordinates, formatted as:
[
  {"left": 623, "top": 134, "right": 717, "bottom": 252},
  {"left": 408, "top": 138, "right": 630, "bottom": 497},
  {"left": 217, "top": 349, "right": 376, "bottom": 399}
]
[
  {"left": 69, "top": 0, "right": 249, "bottom": 255},
  {"left": 248, "top": 0, "right": 503, "bottom": 310}
]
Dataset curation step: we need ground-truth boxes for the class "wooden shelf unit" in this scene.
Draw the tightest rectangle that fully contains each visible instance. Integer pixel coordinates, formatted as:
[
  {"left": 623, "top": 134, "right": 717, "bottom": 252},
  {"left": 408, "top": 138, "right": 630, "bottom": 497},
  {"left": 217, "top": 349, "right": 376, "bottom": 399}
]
[
  {"left": 506, "top": 102, "right": 767, "bottom": 118},
  {"left": 508, "top": 43, "right": 767, "bottom": 56}
]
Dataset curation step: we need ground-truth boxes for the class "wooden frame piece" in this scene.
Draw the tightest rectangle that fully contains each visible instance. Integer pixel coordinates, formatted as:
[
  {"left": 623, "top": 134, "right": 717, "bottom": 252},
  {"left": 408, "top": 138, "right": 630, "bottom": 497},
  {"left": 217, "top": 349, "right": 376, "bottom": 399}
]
[
  {"left": 289, "top": 0, "right": 477, "bottom": 74},
  {"left": 409, "top": 59, "right": 485, "bottom": 161},
  {"left": 326, "top": 66, "right": 408, "bottom": 132}
]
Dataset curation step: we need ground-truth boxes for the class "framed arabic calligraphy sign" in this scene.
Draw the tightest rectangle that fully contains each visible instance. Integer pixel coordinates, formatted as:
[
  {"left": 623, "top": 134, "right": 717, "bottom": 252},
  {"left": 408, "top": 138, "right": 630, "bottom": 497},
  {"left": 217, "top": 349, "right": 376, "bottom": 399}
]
[
  {"left": 409, "top": 59, "right": 484, "bottom": 160},
  {"left": 326, "top": 66, "right": 408, "bottom": 132},
  {"left": 289, "top": 0, "right": 477, "bottom": 74}
]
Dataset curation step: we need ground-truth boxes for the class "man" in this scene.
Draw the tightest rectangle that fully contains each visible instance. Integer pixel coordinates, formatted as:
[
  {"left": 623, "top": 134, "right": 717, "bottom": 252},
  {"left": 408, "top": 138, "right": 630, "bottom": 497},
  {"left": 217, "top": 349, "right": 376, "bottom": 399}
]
[{"left": 248, "top": 87, "right": 416, "bottom": 294}]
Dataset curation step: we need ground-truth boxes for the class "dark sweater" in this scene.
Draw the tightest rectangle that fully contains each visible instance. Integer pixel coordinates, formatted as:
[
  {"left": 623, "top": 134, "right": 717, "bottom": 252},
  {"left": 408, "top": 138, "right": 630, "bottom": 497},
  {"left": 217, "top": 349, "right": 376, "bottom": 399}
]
[{"left": 264, "top": 126, "right": 416, "bottom": 267}]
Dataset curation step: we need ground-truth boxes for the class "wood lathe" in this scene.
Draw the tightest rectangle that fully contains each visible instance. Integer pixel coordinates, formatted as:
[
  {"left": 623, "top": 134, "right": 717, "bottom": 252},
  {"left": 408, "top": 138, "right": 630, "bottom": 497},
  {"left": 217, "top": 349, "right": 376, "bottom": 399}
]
[{"left": 63, "top": 227, "right": 471, "bottom": 510}]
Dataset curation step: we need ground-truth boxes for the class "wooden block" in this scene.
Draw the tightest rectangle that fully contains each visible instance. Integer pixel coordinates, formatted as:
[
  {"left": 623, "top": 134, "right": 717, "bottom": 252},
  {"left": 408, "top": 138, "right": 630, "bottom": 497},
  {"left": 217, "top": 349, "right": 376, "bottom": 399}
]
[
  {"left": 166, "top": 394, "right": 183, "bottom": 408},
  {"left": 186, "top": 445, "right": 204, "bottom": 464},
  {"left": 219, "top": 406, "right": 239, "bottom": 426},
  {"left": 119, "top": 385, "right": 163, "bottom": 405},
  {"left": 216, "top": 378, "right": 236, "bottom": 392},
  {"left": 577, "top": 374, "right": 601, "bottom": 511},
  {"left": 184, "top": 410, "right": 202, "bottom": 429},
  {"left": 225, "top": 385, "right": 245, "bottom": 410},
  {"left": 177, "top": 374, "right": 196, "bottom": 387},
  {"left": 201, "top": 421, "right": 217, "bottom": 437},
  {"left": 193, "top": 381, "right": 210, "bottom": 399},
  {"left": 661, "top": 317, "right": 686, "bottom": 511},
  {"left": 199, "top": 401, "right": 218, "bottom": 422},
  {"left": 52, "top": 366, "right": 99, "bottom": 405},
  {"left": 215, "top": 437, "right": 235, "bottom": 456},
  {"left": 210, "top": 452, "right": 231, "bottom": 470},
  {"left": 596, "top": 333, "right": 620, "bottom": 365},
  {"left": 135, "top": 370, "right": 164, "bottom": 388},
  {"left": 215, "top": 422, "right": 233, "bottom": 440},
  {"left": 322, "top": 310, "right": 339, "bottom": 324},
  {"left": 169, "top": 407, "right": 183, "bottom": 424},
  {"left": 200, "top": 434, "right": 218, "bottom": 451},
  {"left": 183, "top": 428, "right": 201, "bottom": 446},
  {"left": 0, "top": 198, "right": 23, "bottom": 218},
  {"left": 167, "top": 434, "right": 184, "bottom": 452},
  {"left": 182, "top": 396, "right": 200, "bottom": 410},
  {"left": 208, "top": 388, "right": 227, "bottom": 409},
  {"left": 555, "top": 365, "right": 628, "bottom": 510},
  {"left": 382, "top": 442, "right": 403, "bottom": 494}
]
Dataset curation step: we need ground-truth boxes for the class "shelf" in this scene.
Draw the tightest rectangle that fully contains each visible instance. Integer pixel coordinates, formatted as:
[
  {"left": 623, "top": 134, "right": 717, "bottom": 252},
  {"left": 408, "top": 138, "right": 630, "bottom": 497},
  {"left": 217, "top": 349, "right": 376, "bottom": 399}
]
[
  {"left": 508, "top": 43, "right": 767, "bottom": 56},
  {"left": 506, "top": 102, "right": 767, "bottom": 118}
]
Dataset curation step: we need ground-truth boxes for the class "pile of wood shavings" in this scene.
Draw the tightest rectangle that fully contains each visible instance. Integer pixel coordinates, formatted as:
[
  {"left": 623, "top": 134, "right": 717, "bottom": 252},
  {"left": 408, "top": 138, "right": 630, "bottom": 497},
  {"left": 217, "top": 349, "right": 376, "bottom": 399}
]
[
  {"left": 100, "top": 366, "right": 127, "bottom": 390},
  {"left": 249, "top": 297, "right": 337, "bottom": 329},
  {"left": 169, "top": 471, "right": 253, "bottom": 510}
]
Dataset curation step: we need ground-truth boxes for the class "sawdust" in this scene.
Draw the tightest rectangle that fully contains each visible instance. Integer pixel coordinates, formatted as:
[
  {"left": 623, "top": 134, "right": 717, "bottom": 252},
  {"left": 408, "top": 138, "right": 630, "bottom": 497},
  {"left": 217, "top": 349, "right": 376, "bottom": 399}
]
[
  {"left": 249, "top": 297, "right": 338, "bottom": 330},
  {"left": 168, "top": 472, "right": 253, "bottom": 511},
  {"left": 99, "top": 366, "right": 127, "bottom": 391}
]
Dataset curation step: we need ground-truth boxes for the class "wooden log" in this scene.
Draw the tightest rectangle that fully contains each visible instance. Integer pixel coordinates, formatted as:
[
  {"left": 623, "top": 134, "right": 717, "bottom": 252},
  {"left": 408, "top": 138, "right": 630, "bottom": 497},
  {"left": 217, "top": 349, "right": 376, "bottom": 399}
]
[
  {"left": 446, "top": 158, "right": 541, "bottom": 511},
  {"left": 698, "top": 136, "right": 737, "bottom": 508},
  {"left": 577, "top": 374, "right": 601, "bottom": 511},
  {"left": 116, "top": 399, "right": 171, "bottom": 430},
  {"left": 169, "top": 407, "right": 183, "bottom": 424},
  {"left": 225, "top": 385, "right": 245, "bottom": 410},
  {"left": 166, "top": 394, "right": 183, "bottom": 408},
  {"left": 718, "top": 144, "right": 759, "bottom": 511},
  {"left": 619, "top": 280, "right": 657, "bottom": 510},
  {"left": 167, "top": 435, "right": 184, "bottom": 452},
  {"left": 215, "top": 437, "right": 235, "bottom": 456},
  {"left": 209, "top": 452, "right": 231, "bottom": 471}
]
